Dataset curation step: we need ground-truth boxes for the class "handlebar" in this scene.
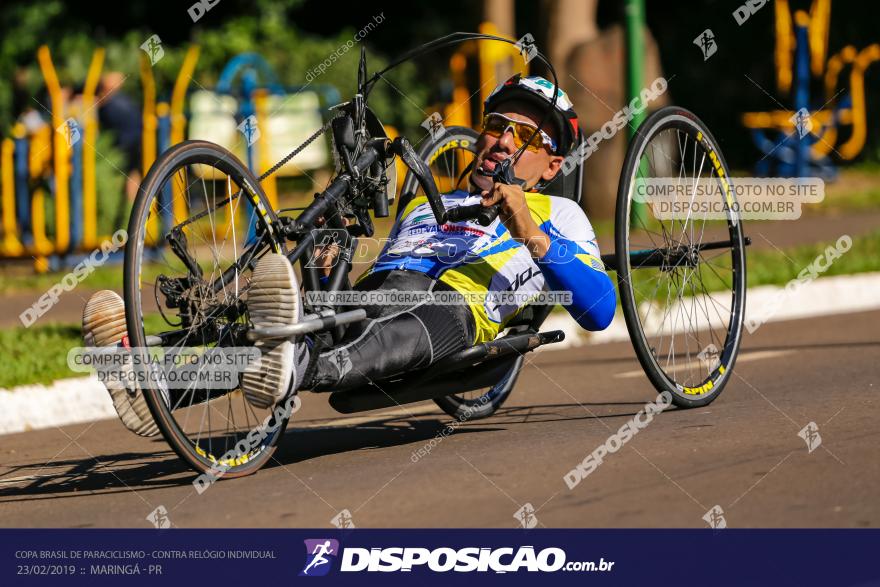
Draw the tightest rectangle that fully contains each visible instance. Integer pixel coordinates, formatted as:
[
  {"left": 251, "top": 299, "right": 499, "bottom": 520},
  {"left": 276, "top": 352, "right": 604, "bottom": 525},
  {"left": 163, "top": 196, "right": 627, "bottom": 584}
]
[
  {"left": 294, "top": 139, "right": 387, "bottom": 231},
  {"left": 444, "top": 158, "right": 524, "bottom": 226},
  {"left": 445, "top": 202, "right": 502, "bottom": 226},
  {"left": 293, "top": 127, "right": 523, "bottom": 234}
]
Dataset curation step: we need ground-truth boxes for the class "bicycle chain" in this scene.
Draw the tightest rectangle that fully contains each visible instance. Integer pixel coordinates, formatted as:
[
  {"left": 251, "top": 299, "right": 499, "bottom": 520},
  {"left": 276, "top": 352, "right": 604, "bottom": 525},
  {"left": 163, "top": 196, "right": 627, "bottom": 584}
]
[
  {"left": 258, "top": 117, "right": 335, "bottom": 182},
  {"left": 173, "top": 118, "right": 335, "bottom": 230}
]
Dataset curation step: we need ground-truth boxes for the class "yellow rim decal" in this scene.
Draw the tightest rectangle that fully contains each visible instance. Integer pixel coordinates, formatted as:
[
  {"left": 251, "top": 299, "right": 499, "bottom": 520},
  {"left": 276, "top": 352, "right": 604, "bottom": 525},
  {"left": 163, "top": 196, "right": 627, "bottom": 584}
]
[
  {"left": 242, "top": 179, "right": 281, "bottom": 253},
  {"left": 679, "top": 363, "right": 727, "bottom": 396},
  {"left": 195, "top": 443, "right": 259, "bottom": 467},
  {"left": 696, "top": 132, "right": 737, "bottom": 224},
  {"left": 428, "top": 139, "right": 472, "bottom": 165},
  {"left": 682, "top": 379, "right": 715, "bottom": 396}
]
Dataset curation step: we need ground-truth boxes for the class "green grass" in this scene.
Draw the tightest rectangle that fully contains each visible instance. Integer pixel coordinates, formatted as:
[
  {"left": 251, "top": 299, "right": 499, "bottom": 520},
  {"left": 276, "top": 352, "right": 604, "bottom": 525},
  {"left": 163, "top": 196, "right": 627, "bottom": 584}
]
[
  {"left": 745, "top": 229, "right": 880, "bottom": 285},
  {"left": 730, "top": 167, "right": 880, "bottom": 214},
  {"left": 0, "top": 263, "right": 126, "bottom": 295},
  {"left": 819, "top": 186, "right": 880, "bottom": 212},
  {"left": 805, "top": 169, "right": 880, "bottom": 213},
  {"left": 0, "top": 258, "right": 191, "bottom": 295},
  {"left": 0, "top": 323, "right": 83, "bottom": 388},
  {"left": 0, "top": 314, "right": 174, "bottom": 389}
]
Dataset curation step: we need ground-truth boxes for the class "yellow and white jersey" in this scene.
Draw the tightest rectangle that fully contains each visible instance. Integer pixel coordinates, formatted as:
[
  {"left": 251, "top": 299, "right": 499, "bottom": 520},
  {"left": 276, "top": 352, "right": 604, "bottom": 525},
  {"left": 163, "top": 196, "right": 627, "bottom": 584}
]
[{"left": 364, "top": 190, "right": 615, "bottom": 343}]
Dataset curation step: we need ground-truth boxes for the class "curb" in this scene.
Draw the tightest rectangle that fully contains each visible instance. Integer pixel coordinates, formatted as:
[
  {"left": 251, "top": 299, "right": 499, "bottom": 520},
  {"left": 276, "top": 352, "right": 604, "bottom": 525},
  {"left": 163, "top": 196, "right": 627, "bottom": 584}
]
[
  {"left": 539, "top": 271, "right": 880, "bottom": 349},
  {"left": 0, "top": 375, "right": 114, "bottom": 435},
  {"left": 2, "top": 271, "right": 879, "bottom": 436}
]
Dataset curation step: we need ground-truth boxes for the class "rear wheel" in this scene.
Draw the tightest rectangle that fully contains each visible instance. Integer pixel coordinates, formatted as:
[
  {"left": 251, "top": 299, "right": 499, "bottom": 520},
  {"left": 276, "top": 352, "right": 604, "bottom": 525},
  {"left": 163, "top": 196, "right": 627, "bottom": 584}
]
[
  {"left": 124, "top": 140, "right": 293, "bottom": 478},
  {"left": 400, "top": 126, "right": 523, "bottom": 420},
  {"left": 616, "top": 107, "right": 746, "bottom": 408},
  {"left": 433, "top": 354, "right": 524, "bottom": 420},
  {"left": 399, "top": 126, "right": 480, "bottom": 215}
]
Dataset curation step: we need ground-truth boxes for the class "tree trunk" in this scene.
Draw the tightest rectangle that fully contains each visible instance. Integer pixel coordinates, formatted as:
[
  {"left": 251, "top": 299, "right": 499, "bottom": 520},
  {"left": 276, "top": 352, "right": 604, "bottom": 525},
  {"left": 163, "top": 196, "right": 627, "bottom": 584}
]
[
  {"left": 483, "top": 0, "right": 515, "bottom": 37},
  {"left": 544, "top": 0, "right": 598, "bottom": 82},
  {"left": 566, "top": 24, "right": 669, "bottom": 220}
]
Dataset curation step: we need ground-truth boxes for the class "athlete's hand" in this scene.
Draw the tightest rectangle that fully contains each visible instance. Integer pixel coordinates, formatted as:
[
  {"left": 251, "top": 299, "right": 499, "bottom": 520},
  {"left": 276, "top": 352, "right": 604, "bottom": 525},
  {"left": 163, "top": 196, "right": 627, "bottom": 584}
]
[
  {"left": 313, "top": 243, "right": 340, "bottom": 277},
  {"left": 312, "top": 215, "right": 343, "bottom": 277},
  {"left": 480, "top": 182, "right": 550, "bottom": 258}
]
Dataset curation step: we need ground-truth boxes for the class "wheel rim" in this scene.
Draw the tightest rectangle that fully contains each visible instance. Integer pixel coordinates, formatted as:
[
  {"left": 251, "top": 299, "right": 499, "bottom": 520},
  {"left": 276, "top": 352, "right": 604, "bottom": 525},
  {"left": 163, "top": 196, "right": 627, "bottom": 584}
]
[
  {"left": 447, "top": 354, "right": 523, "bottom": 410},
  {"left": 401, "top": 128, "right": 480, "bottom": 213},
  {"left": 620, "top": 113, "right": 745, "bottom": 401},
  {"left": 128, "top": 146, "right": 289, "bottom": 475}
]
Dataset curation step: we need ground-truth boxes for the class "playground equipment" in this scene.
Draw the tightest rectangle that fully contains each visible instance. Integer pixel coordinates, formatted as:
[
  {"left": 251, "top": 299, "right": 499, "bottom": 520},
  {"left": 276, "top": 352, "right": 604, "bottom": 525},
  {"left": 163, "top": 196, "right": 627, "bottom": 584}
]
[
  {"left": 187, "top": 53, "right": 337, "bottom": 202},
  {"left": 742, "top": 0, "right": 878, "bottom": 178},
  {"left": 140, "top": 49, "right": 339, "bottom": 243},
  {"left": 0, "top": 45, "right": 107, "bottom": 271},
  {"left": 1, "top": 44, "right": 341, "bottom": 272},
  {"left": 439, "top": 21, "right": 528, "bottom": 130}
]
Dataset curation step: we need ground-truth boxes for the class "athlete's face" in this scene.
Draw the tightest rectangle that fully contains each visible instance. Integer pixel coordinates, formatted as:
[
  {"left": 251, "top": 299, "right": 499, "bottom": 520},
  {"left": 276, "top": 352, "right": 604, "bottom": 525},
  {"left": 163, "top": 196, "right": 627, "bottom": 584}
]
[{"left": 471, "top": 100, "right": 564, "bottom": 192}]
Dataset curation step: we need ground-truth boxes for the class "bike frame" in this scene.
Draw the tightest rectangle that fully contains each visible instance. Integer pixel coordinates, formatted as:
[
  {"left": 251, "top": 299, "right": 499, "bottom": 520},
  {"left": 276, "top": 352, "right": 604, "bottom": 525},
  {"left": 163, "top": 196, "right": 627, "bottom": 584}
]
[{"left": 149, "top": 41, "right": 751, "bottom": 411}]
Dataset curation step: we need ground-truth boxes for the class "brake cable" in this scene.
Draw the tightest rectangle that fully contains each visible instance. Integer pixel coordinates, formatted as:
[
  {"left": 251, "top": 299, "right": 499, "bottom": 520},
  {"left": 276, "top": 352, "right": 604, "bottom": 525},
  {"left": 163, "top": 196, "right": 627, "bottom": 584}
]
[
  {"left": 362, "top": 31, "right": 562, "bottom": 181},
  {"left": 172, "top": 32, "right": 559, "bottom": 232}
]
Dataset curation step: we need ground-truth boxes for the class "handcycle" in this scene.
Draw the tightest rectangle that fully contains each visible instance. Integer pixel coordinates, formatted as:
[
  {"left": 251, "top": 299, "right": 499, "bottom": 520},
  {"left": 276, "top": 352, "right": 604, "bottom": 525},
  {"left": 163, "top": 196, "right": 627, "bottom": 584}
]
[{"left": 122, "top": 34, "right": 748, "bottom": 478}]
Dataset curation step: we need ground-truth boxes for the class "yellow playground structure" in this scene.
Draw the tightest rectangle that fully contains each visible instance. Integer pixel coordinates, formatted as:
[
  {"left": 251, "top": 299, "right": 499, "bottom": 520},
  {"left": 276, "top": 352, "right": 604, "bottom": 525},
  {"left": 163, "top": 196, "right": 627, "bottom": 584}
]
[{"left": 742, "top": 0, "right": 878, "bottom": 177}]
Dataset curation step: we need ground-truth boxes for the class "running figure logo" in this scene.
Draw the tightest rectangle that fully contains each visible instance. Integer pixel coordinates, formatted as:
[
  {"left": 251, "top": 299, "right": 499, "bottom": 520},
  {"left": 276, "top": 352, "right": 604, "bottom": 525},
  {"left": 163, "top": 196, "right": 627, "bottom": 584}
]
[
  {"left": 514, "top": 503, "right": 539, "bottom": 529},
  {"left": 300, "top": 539, "right": 339, "bottom": 577},
  {"left": 57, "top": 118, "right": 81, "bottom": 148},
  {"left": 237, "top": 115, "right": 261, "bottom": 146},
  {"left": 331, "top": 508, "right": 356, "bottom": 529},
  {"left": 421, "top": 112, "right": 448, "bottom": 141},
  {"left": 798, "top": 421, "right": 822, "bottom": 453},
  {"left": 693, "top": 29, "right": 717, "bottom": 61},
  {"left": 790, "top": 107, "right": 813, "bottom": 139},
  {"left": 140, "top": 34, "right": 165, "bottom": 65},
  {"left": 515, "top": 33, "right": 538, "bottom": 63},
  {"left": 702, "top": 505, "right": 727, "bottom": 529}
]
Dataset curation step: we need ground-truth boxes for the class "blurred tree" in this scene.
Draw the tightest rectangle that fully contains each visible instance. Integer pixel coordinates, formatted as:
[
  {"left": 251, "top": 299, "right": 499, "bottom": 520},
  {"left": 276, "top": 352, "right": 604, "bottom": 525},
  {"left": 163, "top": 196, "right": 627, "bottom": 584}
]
[
  {"left": 484, "top": 0, "right": 515, "bottom": 37},
  {"left": 545, "top": 0, "right": 598, "bottom": 82},
  {"left": 0, "top": 0, "right": 432, "bottom": 136}
]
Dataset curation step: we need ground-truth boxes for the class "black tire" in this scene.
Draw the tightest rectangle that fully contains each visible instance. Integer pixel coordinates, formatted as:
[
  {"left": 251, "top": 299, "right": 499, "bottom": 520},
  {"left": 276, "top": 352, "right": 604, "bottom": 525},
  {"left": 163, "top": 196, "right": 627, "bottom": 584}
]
[
  {"left": 616, "top": 106, "right": 746, "bottom": 408},
  {"left": 124, "top": 140, "right": 291, "bottom": 478},
  {"left": 433, "top": 355, "right": 524, "bottom": 420},
  {"left": 399, "top": 126, "right": 480, "bottom": 216},
  {"left": 400, "top": 126, "right": 523, "bottom": 420}
]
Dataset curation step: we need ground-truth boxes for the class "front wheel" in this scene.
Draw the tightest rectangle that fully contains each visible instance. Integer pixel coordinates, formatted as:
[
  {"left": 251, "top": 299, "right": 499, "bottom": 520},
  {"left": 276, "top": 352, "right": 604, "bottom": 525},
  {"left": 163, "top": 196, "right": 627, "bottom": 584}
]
[
  {"left": 616, "top": 106, "right": 747, "bottom": 409},
  {"left": 124, "top": 140, "right": 292, "bottom": 478}
]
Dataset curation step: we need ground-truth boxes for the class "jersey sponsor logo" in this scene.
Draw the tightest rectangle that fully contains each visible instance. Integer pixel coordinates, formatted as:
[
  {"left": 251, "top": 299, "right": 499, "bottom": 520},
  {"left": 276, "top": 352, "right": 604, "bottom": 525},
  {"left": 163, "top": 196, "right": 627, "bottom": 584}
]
[
  {"left": 486, "top": 265, "right": 543, "bottom": 319},
  {"left": 409, "top": 212, "right": 435, "bottom": 224}
]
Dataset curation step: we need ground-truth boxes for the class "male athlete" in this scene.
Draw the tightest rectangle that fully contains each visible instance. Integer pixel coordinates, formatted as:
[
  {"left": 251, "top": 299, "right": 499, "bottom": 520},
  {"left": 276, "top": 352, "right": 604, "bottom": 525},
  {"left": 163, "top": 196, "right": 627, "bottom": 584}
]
[{"left": 83, "top": 74, "right": 617, "bottom": 433}]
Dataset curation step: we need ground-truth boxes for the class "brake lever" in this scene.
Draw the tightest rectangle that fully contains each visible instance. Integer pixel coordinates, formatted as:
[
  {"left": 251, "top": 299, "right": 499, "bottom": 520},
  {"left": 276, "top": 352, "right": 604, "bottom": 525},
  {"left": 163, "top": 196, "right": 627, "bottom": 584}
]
[
  {"left": 447, "top": 158, "right": 526, "bottom": 226},
  {"left": 391, "top": 137, "right": 447, "bottom": 224},
  {"left": 492, "top": 157, "right": 527, "bottom": 187}
]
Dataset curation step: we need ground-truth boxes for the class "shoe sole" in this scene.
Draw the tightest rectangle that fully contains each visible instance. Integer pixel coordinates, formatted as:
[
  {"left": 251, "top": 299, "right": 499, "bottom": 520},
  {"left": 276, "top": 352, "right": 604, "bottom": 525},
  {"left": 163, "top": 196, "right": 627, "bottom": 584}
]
[
  {"left": 82, "top": 290, "right": 159, "bottom": 437},
  {"left": 240, "top": 254, "right": 300, "bottom": 409}
]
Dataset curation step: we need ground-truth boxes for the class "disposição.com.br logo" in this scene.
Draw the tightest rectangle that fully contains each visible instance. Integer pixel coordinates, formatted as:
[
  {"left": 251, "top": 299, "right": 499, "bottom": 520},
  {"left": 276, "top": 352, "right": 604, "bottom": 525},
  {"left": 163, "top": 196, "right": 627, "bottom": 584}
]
[
  {"left": 300, "top": 539, "right": 340, "bottom": 577},
  {"left": 299, "top": 540, "right": 613, "bottom": 575}
]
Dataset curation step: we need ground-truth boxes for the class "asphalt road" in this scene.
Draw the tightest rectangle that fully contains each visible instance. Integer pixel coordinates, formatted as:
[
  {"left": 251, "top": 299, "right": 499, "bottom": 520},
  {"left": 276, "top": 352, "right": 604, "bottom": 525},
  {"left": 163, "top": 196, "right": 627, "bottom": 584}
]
[{"left": 0, "top": 308, "right": 877, "bottom": 528}]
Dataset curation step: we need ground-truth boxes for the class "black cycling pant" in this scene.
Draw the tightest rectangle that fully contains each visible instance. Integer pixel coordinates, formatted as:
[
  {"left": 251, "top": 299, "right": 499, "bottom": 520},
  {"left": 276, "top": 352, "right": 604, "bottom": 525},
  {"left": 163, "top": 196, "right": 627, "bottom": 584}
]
[{"left": 306, "top": 270, "right": 475, "bottom": 392}]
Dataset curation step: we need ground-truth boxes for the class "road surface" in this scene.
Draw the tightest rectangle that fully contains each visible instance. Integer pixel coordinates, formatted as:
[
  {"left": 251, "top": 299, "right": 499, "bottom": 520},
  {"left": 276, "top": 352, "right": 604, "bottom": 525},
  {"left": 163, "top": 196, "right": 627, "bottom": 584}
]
[{"left": 1, "top": 307, "right": 876, "bottom": 528}]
